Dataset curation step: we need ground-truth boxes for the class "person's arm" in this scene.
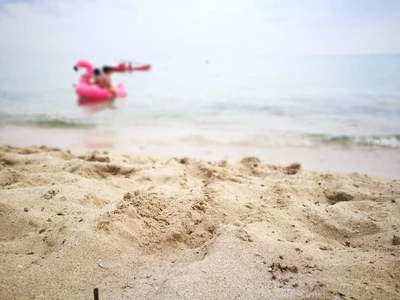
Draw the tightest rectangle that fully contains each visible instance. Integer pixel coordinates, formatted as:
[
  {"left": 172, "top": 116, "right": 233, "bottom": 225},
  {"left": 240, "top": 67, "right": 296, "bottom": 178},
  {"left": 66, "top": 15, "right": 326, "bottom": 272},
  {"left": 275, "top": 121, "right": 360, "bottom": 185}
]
[{"left": 105, "top": 76, "right": 116, "bottom": 96}]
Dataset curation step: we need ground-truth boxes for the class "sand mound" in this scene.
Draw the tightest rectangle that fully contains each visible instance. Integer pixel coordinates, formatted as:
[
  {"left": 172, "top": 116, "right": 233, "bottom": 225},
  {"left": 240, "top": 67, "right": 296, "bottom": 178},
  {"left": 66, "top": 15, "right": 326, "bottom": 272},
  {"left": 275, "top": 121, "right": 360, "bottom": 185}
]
[{"left": 0, "top": 145, "right": 399, "bottom": 300}]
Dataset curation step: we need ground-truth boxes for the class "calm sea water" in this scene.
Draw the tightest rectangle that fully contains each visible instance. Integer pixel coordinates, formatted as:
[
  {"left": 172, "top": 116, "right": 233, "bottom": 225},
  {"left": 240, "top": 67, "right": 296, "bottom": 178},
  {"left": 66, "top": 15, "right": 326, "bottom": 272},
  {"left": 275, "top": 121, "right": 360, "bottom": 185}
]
[{"left": 0, "top": 54, "right": 399, "bottom": 149}]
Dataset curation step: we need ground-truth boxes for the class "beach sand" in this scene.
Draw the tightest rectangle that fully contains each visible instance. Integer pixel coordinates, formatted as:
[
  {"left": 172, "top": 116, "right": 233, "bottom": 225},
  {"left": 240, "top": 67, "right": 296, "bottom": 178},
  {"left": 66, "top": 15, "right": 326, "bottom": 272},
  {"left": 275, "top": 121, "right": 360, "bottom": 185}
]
[{"left": 0, "top": 144, "right": 399, "bottom": 300}]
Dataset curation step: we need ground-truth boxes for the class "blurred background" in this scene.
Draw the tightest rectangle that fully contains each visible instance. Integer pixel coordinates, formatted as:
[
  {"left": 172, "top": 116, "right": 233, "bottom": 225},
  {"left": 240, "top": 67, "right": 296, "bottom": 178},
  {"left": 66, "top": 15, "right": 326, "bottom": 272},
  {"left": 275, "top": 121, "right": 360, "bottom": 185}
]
[{"left": 0, "top": 0, "right": 399, "bottom": 177}]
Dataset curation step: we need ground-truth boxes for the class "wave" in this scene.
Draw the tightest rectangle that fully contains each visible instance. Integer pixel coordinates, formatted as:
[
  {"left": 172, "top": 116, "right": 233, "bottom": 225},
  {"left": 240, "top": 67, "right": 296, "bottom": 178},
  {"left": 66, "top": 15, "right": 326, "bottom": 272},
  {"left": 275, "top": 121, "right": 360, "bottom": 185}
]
[
  {"left": 0, "top": 113, "right": 94, "bottom": 129},
  {"left": 26, "top": 119, "right": 94, "bottom": 129},
  {"left": 305, "top": 134, "right": 400, "bottom": 148}
]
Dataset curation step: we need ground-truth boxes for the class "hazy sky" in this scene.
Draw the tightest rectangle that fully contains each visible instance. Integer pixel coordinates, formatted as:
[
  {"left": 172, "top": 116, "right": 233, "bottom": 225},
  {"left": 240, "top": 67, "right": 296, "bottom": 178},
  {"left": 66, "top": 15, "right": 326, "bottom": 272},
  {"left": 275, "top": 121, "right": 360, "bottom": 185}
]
[{"left": 0, "top": 0, "right": 399, "bottom": 63}]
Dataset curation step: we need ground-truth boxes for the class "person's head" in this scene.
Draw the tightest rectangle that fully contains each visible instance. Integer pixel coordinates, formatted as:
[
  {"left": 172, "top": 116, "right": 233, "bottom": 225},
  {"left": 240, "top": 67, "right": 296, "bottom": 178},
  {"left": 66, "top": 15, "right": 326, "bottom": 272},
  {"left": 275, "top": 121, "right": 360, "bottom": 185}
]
[
  {"left": 102, "top": 66, "right": 113, "bottom": 74},
  {"left": 94, "top": 68, "right": 101, "bottom": 76}
]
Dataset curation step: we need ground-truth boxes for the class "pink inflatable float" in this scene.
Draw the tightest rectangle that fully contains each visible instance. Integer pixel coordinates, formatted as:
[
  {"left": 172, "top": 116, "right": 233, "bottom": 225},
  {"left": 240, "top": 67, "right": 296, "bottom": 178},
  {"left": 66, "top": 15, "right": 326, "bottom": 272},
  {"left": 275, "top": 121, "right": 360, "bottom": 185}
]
[{"left": 73, "top": 60, "right": 127, "bottom": 100}]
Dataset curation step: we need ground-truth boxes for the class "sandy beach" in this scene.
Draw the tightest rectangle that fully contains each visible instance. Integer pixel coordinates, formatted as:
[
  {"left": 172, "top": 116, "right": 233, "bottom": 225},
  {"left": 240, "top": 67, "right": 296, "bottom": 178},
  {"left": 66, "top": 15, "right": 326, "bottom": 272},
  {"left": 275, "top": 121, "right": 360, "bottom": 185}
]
[
  {"left": 1, "top": 0, "right": 400, "bottom": 299},
  {"left": 0, "top": 144, "right": 399, "bottom": 300}
]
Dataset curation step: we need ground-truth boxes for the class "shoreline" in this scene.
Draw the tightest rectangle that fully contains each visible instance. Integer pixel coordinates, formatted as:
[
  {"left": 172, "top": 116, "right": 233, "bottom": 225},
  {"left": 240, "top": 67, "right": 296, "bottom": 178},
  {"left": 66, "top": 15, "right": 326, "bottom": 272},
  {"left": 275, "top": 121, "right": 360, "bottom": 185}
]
[{"left": 0, "top": 124, "right": 399, "bottom": 179}]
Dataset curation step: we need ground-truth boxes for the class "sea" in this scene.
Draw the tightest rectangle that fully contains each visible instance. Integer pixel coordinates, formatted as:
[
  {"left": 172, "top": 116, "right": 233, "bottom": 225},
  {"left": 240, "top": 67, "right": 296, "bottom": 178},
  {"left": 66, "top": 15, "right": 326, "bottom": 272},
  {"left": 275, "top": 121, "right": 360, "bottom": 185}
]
[{"left": 0, "top": 54, "right": 400, "bottom": 152}]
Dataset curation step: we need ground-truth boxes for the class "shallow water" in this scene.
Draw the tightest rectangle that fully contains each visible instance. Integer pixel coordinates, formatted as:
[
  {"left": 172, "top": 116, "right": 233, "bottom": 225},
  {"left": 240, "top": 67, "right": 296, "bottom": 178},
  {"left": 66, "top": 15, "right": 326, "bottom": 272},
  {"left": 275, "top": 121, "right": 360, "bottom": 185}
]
[{"left": 0, "top": 54, "right": 400, "bottom": 149}]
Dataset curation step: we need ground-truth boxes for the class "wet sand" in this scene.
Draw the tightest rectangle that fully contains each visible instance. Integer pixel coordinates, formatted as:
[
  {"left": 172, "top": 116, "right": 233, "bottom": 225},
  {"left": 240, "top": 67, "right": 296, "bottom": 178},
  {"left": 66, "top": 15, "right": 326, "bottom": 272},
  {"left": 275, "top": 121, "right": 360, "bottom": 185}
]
[{"left": 0, "top": 124, "right": 399, "bottom": 179}]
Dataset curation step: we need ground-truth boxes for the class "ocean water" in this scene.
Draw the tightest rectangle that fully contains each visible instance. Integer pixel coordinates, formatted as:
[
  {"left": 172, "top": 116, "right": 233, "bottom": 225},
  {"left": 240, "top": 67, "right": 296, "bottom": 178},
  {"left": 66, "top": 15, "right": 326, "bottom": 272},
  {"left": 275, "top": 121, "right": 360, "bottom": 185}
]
[{"left": 0, "top": 54, "right": 400, "bottom": 149}]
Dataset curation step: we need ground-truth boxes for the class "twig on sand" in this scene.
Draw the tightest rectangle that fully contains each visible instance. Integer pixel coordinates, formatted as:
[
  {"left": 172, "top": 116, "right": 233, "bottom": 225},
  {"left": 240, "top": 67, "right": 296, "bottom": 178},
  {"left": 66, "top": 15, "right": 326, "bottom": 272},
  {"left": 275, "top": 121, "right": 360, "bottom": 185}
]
[{"left": 94, "top": 288, "right": 99, "bottom": 300}]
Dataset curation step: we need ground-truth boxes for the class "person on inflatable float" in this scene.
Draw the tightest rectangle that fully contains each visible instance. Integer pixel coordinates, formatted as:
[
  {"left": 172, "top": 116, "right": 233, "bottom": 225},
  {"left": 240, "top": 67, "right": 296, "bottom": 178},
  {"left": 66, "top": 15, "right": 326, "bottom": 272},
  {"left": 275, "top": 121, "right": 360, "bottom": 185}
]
[
  {"left": 101, "top": 66, "right": 116, "bottom": 97},
  {"left": 89, "top": 68, "right": 102, "bottom": 86}
]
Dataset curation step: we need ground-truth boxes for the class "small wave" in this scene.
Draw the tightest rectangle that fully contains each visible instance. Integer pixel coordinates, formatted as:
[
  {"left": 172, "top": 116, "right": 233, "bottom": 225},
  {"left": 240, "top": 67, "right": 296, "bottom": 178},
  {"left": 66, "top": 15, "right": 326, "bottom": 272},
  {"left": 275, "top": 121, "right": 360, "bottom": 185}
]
[
  {"left": 305, "top": 134, "right": 400, "bottom": 148},
  {"left": 0, "top": 114, "right": 94, "bottom": 129},
  {"left": 27, "top": 119, "right": 94, "bottom": 129}
]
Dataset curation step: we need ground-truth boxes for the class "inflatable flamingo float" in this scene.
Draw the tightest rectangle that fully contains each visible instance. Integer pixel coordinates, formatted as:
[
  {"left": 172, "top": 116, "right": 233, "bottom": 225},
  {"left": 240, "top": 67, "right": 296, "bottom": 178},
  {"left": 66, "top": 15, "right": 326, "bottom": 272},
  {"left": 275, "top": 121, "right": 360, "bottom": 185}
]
[{"left": 73, "top": 60, "right": 127, "bottom": 101}]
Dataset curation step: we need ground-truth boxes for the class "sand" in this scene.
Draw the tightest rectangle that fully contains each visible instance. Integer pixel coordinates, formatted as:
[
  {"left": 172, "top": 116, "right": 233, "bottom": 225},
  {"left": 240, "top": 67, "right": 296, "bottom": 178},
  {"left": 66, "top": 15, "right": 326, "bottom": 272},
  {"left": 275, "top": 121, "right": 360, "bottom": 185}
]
[{"left": 0, "top": 144, "right": 399, "bottom": 300}]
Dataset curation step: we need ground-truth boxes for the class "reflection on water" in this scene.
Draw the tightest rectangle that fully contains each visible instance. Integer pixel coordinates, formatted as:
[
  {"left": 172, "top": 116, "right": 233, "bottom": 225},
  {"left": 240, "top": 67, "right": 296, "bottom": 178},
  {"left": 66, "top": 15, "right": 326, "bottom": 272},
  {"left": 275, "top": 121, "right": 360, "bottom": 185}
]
[
  {"left": 76, "top": 97, "right": 124, "bottom": 149},
  {"left": 77, "top": 97, "right": 117, "bottom": 114}
]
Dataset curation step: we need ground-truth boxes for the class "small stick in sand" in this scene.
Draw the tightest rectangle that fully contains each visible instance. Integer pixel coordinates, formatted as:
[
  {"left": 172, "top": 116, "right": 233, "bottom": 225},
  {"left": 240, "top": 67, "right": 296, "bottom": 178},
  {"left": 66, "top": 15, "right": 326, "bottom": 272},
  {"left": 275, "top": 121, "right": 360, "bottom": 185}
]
[{"left": 94, "top": 288, "right": 99, "bottom": 300}]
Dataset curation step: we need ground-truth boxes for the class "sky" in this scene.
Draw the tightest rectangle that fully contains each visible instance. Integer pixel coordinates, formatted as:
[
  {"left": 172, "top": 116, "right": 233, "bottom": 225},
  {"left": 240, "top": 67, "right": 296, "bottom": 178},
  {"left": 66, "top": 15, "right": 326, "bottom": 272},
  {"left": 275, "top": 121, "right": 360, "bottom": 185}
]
[{"left": 0, "top": 0, "right": 399, "bottom": 63}]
